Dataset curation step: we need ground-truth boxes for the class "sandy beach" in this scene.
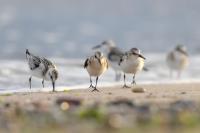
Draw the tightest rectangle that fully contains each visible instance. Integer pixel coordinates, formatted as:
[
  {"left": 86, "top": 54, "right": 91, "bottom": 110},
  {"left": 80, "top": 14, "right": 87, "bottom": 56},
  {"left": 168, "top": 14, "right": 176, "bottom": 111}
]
[
  {"left": 3, "top": 82, "right": 200, "bottom": 105},
  {"left": 0, "top": 82, "right": 200, "bottom": 133}
]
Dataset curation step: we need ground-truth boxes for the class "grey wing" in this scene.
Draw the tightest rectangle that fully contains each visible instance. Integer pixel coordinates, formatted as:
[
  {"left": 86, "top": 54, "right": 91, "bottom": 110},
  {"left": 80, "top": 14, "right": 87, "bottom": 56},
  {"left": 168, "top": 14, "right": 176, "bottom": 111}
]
[
  {"left": 41, "top": 58, "right": 54, "bottom": 74},
  {"left": 84, "top": 58, "right": 89, "bottom": 68},
  {"left": 41, "top": 58, "right": 54, "bottom": 67},
  {"left": 108, "top": 47, "right": 124, "bottom": 62},
  {"left": 28, "top": 55, "right": 41, "bottom": 70}
]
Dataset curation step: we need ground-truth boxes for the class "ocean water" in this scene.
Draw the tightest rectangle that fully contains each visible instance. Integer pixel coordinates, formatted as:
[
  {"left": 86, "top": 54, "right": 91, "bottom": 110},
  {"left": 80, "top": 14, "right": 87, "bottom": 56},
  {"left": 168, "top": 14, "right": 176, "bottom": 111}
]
[{"left": 0, "top": 54, "right": 199, "bottom": 93}]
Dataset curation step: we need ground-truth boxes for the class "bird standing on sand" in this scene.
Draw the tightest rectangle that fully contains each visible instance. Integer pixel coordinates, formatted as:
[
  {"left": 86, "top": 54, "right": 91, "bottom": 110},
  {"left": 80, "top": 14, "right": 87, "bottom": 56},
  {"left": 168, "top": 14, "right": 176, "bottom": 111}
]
[
  {"left": 166, "top": 45, "right": 189, "bottom": 78},
  {"left": 92, "top": 40, "right": 124, "bottom": 81},
  {"left": 84, "top": 51, "right": 109, "bottom": 92},
  {"left": 26, "top": 49, "right": 58, "bottom": 92},
  {"left": 119, "top": 48, "right": 145, "bottom": 88}
]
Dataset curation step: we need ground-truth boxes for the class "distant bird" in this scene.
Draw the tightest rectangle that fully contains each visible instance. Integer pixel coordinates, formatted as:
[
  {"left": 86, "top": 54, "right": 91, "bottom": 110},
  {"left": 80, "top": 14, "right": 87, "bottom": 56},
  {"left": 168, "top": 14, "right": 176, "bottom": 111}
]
[
  {"left": 166, "top": 45, "right": 189, "bottom": 78},
  {"left": 26, "top": 49, "right": 58, "bottom": 92},
  {"left": 119, "top": 48, "right": 145, "bottom": 88},
  {"left": 84, "top": 51, "right": 109, "bottom": 92},
  {"left": 92, "top": 40, "right": 124, "bottom": 81}
]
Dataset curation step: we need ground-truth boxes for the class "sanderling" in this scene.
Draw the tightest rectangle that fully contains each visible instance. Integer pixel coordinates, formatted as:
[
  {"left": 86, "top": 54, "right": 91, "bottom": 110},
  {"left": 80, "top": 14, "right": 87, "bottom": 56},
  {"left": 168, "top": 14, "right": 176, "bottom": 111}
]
[
  {"left": 26, "top": 49, "right": 58, "bottom": 92},
  {"left": 92, "top": 40, "right": 124, "bottom": 81},
  {"left": 166, "top": 45, "right": 189, "bottom": 78},
  {"left": 119, "top": 48, "right": 145, "bottom": 88},
  {"left": 84, "top": 51, "right": 109, "bottom": 92}
]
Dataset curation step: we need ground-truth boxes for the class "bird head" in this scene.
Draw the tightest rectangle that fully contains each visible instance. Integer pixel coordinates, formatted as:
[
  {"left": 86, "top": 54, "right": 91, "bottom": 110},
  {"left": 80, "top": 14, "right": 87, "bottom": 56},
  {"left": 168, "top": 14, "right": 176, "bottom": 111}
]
[
  {"left": 94, "top": 51, "right": 103, "bottom": 59},
  {"left": 129, "top": 48, "right": 146, "bottom": 60},
  {"left": 49, "top": 68, "right": 58, "bottom": 81},
  {"left": 92, "top": 40, "right": 116, "bottom": 54},
  {"left": 47, "top": 67, "right": 58, "bottom": 91},
  {"left": 175, "top": 44, "right": 188, "bottom": 56},
  {"left": 130, "top": 48, "right": 141, "bottom": 55}
]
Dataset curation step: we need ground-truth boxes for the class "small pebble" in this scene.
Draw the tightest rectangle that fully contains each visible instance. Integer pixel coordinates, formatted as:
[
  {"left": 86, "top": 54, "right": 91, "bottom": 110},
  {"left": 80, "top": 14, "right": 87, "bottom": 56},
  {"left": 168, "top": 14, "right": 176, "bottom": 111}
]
[
  {"left": 56, "top": 97, "right": 81, "bottom": 106},
  {"left": 108, "top": 92, "right": 112, "bottom": 95},
  {"left": 181, "top": 92, "right": 186, "bottom": 94},
  {"left": 4, "top": 102, "right": 10, "bottom": 108},
  {"left": 60, "top": 102, "right": 70, "bottom": 111},
  {"left": 132, "top": 88, "right": 146, "bottom": 93}
]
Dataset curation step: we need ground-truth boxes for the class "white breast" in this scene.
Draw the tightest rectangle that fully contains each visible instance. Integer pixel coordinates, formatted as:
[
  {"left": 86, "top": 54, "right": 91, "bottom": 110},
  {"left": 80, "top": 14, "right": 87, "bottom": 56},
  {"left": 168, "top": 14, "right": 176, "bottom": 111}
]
[
  {"left": 30, "top": 63, "right": 46, "bottom": 79},
  {"left": 86, "top": 57, "right": 108, "bottom": 77},
  {"left": 30, "top": 67, "right": 44, "bottom": 78},
  {"left": 120, "top": 55, "right": 144, "bottom": 74},
  {"left": 166, "top": 51, "right": 189, "bottom": 71}
]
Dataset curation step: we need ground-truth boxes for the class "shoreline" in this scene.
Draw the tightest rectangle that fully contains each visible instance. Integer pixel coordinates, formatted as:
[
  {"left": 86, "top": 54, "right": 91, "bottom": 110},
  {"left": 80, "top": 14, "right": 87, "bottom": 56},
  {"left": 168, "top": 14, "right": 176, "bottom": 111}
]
[{"left": 1, "top": 79, "right": 200, "bottom": 94}]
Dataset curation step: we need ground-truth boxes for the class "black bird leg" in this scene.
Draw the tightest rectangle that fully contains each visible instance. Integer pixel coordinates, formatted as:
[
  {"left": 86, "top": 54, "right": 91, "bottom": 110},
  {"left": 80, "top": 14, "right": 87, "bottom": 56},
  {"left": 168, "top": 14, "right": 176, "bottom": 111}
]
[
  {"left": 92, "top": 76, "right": 100, "bottom": 92},
  {"left": 42, "top": 79, "right": 45, "bottom": 88},
  {"left": 131, "top": 74, "right": 136, "bottom": 85},
  {"left": 51, "top": 76, "right": 55, "bottom": 92},
  {"left": 123, "top": 73, "right": 130, "bottom": 88},
  {"left": 89, "top": 76, "right": 94, "bottom": 88},
  {"left": 29, "top": 76, "right": 32, "bottom": 89},
  {"left": 52, "top": 81, "right": 55, "bottom": 92}
]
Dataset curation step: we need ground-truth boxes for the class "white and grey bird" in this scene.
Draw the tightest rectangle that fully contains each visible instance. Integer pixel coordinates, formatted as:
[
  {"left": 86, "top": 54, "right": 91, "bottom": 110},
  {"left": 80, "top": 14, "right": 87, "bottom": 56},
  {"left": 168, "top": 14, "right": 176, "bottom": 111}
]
[
  {"left": 84, "top": 51, "right": 109, "bottom": 92},
  {"left": 166, "top": 45, "right": 189, "bottom": 78},
  {"left": 119, "top": 48, "right": 145, "bottom": 88},
  {"left": 26, "top": 49, "right": 58, "bottom": 92},
  {"left": 92, "top": 40, "right": 124, "bottom": 81}
]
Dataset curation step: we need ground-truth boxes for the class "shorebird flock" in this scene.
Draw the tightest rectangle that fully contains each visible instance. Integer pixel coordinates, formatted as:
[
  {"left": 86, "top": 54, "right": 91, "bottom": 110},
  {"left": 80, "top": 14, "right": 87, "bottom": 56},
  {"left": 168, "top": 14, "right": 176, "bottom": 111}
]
[{"left": 26, "top": 40, "right": 189, "bottom": 92}]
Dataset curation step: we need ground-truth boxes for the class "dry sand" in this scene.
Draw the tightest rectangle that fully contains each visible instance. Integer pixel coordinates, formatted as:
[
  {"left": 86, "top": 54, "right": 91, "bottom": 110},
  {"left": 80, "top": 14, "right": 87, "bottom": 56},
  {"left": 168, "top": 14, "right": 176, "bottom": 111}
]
[{"left": 2, "top": 82, "right": 200, "bottom": 106}]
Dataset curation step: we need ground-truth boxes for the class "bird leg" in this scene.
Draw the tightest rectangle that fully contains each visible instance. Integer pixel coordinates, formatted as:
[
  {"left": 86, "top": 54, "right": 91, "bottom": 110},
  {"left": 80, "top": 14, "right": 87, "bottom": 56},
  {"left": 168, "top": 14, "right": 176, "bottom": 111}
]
[
  {"left": 52, "top": 81, "right": 55, "bottom": 92},
  {"left": 89, "top": 77, "right": 95, "bottom": 88},
  {"left": 131, "top": 74, "right": 136, "bottom": 85},
  {"left": 91, "top": 76, "right": 100, "bottom": 92},
  {"left": 42, "top": 79, "right": 45, "bottom": 88},
  {"left": 123, "top": 74, "right": 130, "bottom": 88},
  {"left": 29, "top": 77, "right": 32, "bottom": 89}
]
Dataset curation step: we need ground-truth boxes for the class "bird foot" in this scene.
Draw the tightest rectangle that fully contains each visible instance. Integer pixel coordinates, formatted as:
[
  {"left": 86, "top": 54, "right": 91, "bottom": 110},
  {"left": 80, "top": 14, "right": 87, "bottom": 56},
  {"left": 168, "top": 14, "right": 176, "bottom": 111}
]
[
  {"left": 131, "top": 81, "right": 136, "bottom": 85},
  {"left": 123, "top": 85, "right": 131, "bottom": 88},
  {"left": 91, "top": 88, "right": 100, "bottom": 92},
  {"left": 89, "top": 84, "right": 95, "bottom": 88}
]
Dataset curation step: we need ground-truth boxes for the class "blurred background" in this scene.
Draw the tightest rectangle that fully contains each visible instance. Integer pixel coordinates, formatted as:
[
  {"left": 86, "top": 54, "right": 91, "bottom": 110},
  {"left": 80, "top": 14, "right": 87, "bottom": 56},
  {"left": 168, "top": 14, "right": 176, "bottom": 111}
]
[
  {"left": 0, "top": 0, "right": 200, "bottom": 59},
  {"left": 0, "top": 0, "right": 200, "bottom": 92}
]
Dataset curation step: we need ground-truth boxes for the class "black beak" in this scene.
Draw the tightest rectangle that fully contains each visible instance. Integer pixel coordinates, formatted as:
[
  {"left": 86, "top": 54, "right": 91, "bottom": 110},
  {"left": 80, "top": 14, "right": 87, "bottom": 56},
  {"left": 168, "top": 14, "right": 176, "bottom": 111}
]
[
  {"left": 92, "top": 45, "right": 102, "bottom": 50},
  {"left": 138, "top": 54, "right": 146, "bottom": 60}
]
